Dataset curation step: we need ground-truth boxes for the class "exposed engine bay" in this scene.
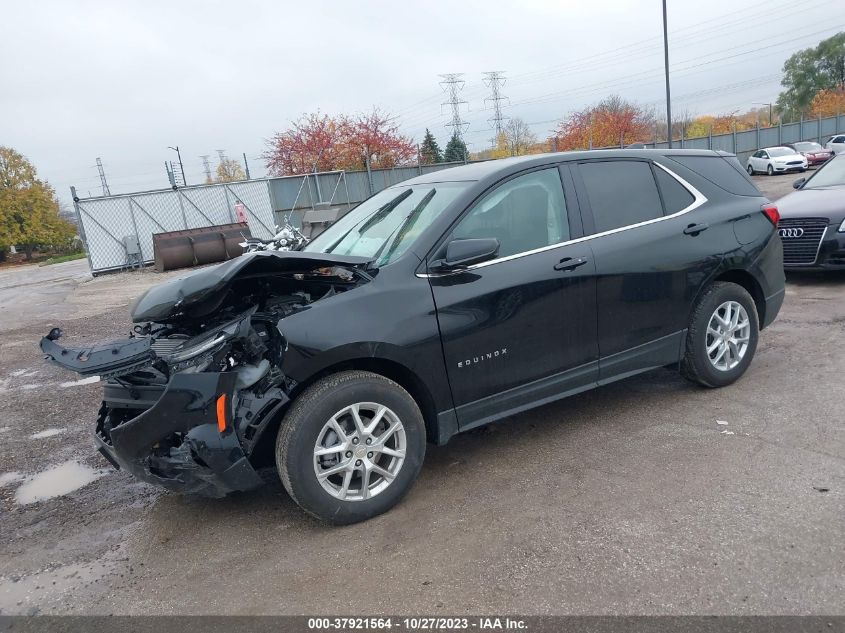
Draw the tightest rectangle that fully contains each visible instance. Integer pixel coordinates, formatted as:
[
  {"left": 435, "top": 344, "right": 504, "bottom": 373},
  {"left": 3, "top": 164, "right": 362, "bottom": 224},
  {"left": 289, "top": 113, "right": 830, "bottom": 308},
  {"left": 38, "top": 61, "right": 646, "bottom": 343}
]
[{"left": 40, "top": 252, "right": 372, "bottom": 496}]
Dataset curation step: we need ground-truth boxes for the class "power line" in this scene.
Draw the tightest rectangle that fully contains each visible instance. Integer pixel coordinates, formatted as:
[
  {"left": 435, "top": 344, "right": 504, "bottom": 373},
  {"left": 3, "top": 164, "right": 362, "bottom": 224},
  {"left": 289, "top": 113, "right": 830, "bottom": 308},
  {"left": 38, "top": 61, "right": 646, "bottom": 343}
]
[
  {"left": 482, "top": 71, "right": 509, "bottom": 145},
  {"left": 439, "top": 73, "right": 469, "bottom": 142}
]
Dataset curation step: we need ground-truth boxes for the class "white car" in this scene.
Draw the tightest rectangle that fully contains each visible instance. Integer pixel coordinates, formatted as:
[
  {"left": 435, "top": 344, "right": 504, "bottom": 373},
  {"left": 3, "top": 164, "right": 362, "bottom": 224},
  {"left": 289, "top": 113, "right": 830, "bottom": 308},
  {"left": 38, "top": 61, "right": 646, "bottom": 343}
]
[
  {"left": 824, "top": 135, "right": 845, "bottom": 155},
  {"left": 746, "top": 146, "right": 808, "bottom": 176}
]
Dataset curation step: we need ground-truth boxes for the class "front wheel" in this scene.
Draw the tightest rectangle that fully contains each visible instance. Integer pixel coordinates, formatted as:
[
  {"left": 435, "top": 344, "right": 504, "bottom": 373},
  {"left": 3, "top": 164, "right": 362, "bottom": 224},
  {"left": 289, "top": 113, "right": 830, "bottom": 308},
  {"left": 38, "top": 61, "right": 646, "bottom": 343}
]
[
  {"left": 276, "top": 370, "right": 426, "bottom": 524},
  {"left": 681, "top": 282, "right": 759, "bottom": 388},
  {"left": 767, "top": 164, "right": 774, "bottom": 176}
]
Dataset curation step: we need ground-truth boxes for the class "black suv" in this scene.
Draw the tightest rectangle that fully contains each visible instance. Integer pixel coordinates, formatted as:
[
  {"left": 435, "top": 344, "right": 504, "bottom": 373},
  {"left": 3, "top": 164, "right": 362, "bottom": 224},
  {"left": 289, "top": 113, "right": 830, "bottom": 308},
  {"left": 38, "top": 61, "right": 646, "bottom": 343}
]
[{"left": 42, "top": 150, "right": 785, "bottom": 524}]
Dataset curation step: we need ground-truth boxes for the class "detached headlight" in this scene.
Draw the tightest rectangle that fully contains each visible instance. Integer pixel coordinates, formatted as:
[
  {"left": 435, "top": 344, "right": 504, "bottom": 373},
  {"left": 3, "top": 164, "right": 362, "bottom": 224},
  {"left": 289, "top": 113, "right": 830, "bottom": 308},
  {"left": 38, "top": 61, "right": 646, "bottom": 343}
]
[{"left": 838, "top": 218, "right": 845, "bottom": 233}]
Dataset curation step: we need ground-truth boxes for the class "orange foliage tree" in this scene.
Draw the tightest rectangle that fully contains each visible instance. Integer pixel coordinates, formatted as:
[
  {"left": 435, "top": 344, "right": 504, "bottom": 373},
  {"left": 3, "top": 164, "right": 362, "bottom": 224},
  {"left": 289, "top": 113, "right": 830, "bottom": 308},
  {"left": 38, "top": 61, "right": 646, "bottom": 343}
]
[
  {"left": 552, "top": 95, "right": 654, "bottom": 150},
  {"left": 809, "top": 87, "right": 845, "bottom": 118},
  {"left": 264, "top": 109, "right": 416, "bottom": 176}
]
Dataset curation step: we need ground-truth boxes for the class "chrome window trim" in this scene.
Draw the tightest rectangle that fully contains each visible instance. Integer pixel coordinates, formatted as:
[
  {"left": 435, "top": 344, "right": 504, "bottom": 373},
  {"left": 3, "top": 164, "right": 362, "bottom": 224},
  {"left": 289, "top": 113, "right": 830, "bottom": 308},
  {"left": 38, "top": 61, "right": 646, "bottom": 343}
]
[{"left": 417, "top": 161, "right": 707, "bottom": 278}]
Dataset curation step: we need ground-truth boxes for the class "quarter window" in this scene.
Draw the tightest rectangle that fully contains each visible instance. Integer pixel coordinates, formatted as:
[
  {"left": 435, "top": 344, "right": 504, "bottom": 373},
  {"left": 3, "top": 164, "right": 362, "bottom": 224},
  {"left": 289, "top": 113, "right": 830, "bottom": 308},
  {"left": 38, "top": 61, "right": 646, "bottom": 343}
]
[
  {"left": 450, "top": 168, "right": 570, "bottom": 259},
  {"left": 579, "top": 160, "right": 663, "bottom": 233},
  {"left": 654, "top": 166, "right": 695, "bottom": 214}
]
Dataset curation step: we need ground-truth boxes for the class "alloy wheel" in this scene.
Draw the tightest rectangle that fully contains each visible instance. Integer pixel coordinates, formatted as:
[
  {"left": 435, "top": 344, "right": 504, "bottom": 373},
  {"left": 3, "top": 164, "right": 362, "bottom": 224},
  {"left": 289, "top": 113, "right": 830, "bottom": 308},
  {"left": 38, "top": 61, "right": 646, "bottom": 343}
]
[
  {"left": 313, "top": 402, "right": 406, "bottom": 501},
  {"left": 705, "top": 300, "right": 751, "bottom": 372}
]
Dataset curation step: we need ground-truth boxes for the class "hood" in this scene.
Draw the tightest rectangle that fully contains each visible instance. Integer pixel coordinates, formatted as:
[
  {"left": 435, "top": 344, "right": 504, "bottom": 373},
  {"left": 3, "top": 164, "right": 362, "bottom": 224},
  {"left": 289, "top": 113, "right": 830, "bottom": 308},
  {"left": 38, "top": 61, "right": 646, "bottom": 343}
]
[
  {"left": 131, "top": 250, "right": 371, "bottom": 323},
  {"left": 777, "top": 186, "right": 845, "bottom": 221}
]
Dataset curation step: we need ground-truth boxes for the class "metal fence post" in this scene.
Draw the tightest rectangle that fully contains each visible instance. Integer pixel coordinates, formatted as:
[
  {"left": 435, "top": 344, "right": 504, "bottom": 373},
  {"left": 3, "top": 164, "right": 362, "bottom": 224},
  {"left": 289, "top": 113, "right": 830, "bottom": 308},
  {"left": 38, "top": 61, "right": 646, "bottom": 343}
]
[
  {"left": 222, "top": 186, "right": 235, "bottom": 223},
  {"left": 70, "top": 186, "right": 95, "bottom": 273},
  {"left": 756, "top": 120, "right": 760, "bottom": 151},
  {"left": 800, "top": 113, "right": 804, "bottom": 141},
  {"left": 127, "top": 197, "right": 141, "bottom": 262},
  {"left": 818, "top": 114, "right": 822, "bottom": 143},
  {"left": 365, "top": 155, "right": 374, "bottom": 196},
  {"left": 732, "top": 122, "right": 737, "bottom": 154},
  {"left": 778, "top": 118, "right": 782, "bottom": 145},
  {"left": 708, "top": 125, "right": 712, "bottom": 150}
]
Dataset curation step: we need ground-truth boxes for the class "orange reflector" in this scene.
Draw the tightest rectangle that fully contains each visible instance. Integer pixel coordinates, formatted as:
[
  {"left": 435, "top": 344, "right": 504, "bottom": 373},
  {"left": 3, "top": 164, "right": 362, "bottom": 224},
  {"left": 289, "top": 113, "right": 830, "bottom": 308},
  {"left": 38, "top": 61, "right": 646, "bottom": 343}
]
[{"left": 216, "top": 394, "right": 227, "bottom": 433}]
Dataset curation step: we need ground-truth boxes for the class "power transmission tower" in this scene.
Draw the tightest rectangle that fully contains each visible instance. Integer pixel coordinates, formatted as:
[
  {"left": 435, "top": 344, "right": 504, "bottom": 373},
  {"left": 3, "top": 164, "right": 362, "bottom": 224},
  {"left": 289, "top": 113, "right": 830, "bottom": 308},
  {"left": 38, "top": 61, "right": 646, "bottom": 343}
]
[
  {"left": 95, "top": 157, "right": 111, "bottom": 196},
  {"left": 200, "top": 155, "right": 213, "bottom": 182},
  {"left": 439, "top": 73, "right": 469, "bottom": 142},
  {"left": 216, "top": 149, "right": 227, "bottom": 163},
  {"left": 482, "top": 71, "right": 509, "bottom": 146}
]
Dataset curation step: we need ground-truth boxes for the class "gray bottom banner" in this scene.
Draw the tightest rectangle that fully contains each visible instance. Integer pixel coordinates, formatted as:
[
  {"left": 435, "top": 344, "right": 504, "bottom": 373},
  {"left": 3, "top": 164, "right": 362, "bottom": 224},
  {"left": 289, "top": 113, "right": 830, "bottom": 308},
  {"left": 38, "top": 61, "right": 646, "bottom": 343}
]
[{"left": 1, "top": 616, "right": 843, "bottom": 633}]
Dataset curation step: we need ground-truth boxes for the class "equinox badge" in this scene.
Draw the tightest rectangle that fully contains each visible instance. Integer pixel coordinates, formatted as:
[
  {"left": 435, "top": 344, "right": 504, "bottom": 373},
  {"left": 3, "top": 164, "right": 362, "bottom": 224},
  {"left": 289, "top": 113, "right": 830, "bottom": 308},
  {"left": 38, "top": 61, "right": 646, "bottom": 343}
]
[{"left": 457, "top": 348, "right": 508, "bottom": 368}]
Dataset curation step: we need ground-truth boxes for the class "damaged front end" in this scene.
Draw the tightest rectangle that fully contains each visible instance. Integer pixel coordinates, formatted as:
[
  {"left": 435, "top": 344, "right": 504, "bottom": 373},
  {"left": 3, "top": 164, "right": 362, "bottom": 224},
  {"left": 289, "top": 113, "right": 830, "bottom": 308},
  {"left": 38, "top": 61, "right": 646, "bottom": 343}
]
[{"left": 40, "top": 251, "right": 372, "bottom": 497}]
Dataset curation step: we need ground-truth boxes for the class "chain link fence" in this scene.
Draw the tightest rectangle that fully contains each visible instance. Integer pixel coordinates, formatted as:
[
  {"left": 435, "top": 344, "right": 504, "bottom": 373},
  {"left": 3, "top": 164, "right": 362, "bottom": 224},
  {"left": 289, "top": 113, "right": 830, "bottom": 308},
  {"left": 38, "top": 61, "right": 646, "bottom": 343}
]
[{"left": 74, "top": 180, "right": 276, "bottom": 274}]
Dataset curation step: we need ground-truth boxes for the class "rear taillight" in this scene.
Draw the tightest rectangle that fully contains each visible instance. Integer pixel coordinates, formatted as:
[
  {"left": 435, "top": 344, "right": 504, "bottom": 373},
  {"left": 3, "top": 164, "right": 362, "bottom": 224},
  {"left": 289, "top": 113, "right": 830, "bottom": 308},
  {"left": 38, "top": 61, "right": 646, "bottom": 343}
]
[{"left": 762, "top": 203, "right": 779, "bottom": 226}]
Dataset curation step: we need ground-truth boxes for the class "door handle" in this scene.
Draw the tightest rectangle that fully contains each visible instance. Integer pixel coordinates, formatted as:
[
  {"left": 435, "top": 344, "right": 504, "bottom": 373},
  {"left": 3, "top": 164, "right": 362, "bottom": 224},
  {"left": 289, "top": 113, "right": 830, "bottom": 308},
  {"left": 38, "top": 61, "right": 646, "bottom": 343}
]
[
  {"left": 683, "top": 222, "right": 709, "bottom": 236},
  {"left": 554, "top": 256, "right": 588, "bottom": 272}
]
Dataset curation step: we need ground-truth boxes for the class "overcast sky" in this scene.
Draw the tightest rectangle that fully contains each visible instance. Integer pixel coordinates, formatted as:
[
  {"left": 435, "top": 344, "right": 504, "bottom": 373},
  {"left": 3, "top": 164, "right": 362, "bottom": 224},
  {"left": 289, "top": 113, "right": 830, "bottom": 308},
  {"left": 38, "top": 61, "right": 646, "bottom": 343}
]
[{"left": 1, "top": 0, "right": 842, "bottom": 202}]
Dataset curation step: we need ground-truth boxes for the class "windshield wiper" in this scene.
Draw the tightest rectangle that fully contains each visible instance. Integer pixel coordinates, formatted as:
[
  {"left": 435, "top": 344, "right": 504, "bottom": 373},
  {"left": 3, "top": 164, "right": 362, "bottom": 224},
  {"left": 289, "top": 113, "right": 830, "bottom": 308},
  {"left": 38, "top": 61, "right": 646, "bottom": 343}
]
[
  {"left": 373, "top": 188, "right": 436, "bottom": 265},
  {"left": 357, "top": 189, "right": 414, "bottom": 234},
  {"left": 322, "top": 189, "right": 414, "bottom": 254}
]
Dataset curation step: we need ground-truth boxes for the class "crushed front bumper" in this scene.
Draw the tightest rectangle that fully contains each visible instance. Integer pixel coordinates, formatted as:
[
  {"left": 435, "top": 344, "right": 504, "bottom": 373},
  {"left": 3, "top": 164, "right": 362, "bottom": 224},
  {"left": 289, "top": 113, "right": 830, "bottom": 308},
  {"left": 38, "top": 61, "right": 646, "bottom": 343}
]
[{"left": 96, "top": 371, "right": 267, "bottom": 497}]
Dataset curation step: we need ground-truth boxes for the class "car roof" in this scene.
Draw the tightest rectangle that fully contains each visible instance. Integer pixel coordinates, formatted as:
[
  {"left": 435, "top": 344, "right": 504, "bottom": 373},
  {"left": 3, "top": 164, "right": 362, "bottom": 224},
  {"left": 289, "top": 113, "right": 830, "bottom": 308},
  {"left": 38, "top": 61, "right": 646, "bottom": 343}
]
[
  {"left": 762, "top": 146, "right": 794, "bottom": 152},
  {"left": 396, "top": 148, "right": 733, "bottom": 185}
]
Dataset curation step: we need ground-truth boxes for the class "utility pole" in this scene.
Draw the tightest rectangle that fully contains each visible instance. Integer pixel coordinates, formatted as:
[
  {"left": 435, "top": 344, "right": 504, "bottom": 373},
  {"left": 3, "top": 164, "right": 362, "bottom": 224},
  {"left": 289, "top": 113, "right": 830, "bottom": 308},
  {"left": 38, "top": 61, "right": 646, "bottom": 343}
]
[
  {"left": 242, "top": 152, "right": 251, "bottom": 180},
  {"left": 200, "top": 155, "right": 213, "bottom": 183},
  {"left": 168, "top": 146, "right": 187, "bottom": 186},
  {"left": 95, "top": 157, "right": 110, "bottom": 196},
  {"left": 482, "top": 71, "right": 509, "bottom": 147},
  {"left": 754, "top": 102, "right": 773, "bottom": 126},
  {"left": 439, "top": 73, "right": 469, "bottom": 145},
  {"left": 662, "top": 0, "right": 672, "bottom": 148}
]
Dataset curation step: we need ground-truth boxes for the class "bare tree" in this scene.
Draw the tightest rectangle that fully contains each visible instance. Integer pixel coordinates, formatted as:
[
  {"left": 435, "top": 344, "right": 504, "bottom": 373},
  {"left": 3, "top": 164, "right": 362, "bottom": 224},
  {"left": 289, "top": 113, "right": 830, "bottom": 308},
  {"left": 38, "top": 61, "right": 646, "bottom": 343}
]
[{"left": 503, "top": 118, "right": 537, "bottom": 156}]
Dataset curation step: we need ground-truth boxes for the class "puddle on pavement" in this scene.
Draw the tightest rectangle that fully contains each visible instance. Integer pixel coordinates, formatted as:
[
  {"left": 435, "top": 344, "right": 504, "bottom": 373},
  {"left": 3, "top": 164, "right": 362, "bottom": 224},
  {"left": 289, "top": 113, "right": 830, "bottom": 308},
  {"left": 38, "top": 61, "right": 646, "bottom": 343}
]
[
  {"left": 30, "top": 428, "right": 65, "bottom": 440},
  {"left": 59, "top": 376, "right": 100, "bottom": 388},
  {"left": 0, "top": 472, "right": 23, "bottom": 487},
  {"left": 14, "top": 461, "right": 105, "bottom": 505}
]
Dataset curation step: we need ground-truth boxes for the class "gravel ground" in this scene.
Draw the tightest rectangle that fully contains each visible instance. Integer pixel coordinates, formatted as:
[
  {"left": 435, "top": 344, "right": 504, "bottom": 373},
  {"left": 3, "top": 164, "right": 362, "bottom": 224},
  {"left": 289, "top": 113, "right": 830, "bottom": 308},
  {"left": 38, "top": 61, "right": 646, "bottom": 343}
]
[{"left": 0, "top": 198, "right": 843, "bottom": 615}]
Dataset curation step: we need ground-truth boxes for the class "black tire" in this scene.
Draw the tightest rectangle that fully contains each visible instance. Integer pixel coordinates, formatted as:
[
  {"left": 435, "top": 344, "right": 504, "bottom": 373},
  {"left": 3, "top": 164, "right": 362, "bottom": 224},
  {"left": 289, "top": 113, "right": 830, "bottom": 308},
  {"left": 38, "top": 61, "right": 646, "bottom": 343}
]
[
  {"left": 681, "top": 282, "right": 759, "bottom": 388},
  {"left": 746, "top": 164, "right": 754, "bottom": 175},
  {"left": 276, "top": 370, "right": 426, "bottom": 525},
  {"left": 767, "top": 164, "right": 774, "bottom": 176}
]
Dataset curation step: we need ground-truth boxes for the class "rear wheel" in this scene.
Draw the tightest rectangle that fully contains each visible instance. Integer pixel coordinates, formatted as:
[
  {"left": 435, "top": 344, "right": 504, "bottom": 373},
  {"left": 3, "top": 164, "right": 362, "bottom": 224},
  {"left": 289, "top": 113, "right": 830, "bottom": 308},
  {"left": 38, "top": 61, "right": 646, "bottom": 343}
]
[
  {"left": 767, "top": 164, "right": 774, "bottom": 176},
  {"left": 746, "top": 164, "right": 754, "bottom": 175},
  {"left": 276, "top": 370, "right": 425, "bottom": 524},
  {"left": 682, "top": 282, "right": 759, "bottom": 388}
]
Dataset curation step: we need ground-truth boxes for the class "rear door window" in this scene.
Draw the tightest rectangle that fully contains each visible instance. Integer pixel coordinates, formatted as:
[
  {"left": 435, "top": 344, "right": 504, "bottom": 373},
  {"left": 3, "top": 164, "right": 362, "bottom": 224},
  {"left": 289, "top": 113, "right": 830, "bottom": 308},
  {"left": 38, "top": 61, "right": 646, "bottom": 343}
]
[{"left": 578, "top": 160, "right": 663, "bottom": 234}]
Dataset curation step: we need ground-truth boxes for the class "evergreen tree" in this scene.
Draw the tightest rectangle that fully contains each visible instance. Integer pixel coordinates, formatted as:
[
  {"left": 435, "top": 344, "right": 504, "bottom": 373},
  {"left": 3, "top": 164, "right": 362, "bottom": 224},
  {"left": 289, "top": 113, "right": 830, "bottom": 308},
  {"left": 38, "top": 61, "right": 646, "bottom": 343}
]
[
  {"left": 419, "top": 128, "right": 443, "bottom": 164},
  {"left": 443, "top": 132, "right": 468, "bottom": 163}
]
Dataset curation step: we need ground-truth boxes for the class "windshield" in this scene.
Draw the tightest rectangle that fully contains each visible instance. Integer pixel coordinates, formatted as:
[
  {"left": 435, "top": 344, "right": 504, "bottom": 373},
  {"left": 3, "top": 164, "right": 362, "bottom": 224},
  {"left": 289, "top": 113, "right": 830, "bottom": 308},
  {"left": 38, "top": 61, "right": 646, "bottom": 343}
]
[
  {"left": 803, "top": 155, "right": 845, "bottom": 189},
  {"left": 303, "top": 182, "right": 469, "bottom": 266},
  {"left": 768, "top": 148, "right": 794, "bottom": 157},
  {"left": 794, "top": 142, "right": 822, "bottom": 152}
]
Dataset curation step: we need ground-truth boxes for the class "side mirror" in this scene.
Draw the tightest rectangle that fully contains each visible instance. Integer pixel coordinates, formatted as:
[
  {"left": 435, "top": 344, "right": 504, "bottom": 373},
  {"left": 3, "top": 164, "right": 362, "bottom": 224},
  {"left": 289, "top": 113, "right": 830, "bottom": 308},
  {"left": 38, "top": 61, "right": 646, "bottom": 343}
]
[
  {"left": 433, "top": 238, "right": 500, "bottom": 271},
  {"left": 793, "top": 177, "right": 806, "bottom": 190}
]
